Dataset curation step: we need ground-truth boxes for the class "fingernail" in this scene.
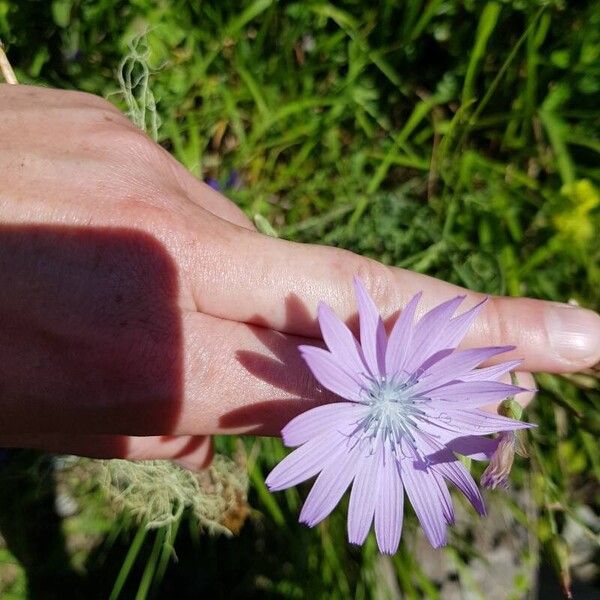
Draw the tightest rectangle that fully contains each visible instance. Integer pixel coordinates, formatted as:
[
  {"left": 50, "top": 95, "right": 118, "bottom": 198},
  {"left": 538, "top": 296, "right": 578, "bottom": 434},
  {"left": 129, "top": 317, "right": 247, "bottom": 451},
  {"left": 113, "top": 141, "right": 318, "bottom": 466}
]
[{"left": 546, "top": 305, "right": 600, "bottom": 364}]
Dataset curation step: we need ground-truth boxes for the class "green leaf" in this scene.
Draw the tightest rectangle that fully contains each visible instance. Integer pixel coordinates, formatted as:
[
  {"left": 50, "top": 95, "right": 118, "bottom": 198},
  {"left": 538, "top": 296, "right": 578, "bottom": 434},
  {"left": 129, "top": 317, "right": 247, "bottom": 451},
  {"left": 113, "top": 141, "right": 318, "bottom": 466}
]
[{"left": 51, "top": 0, "right": 72, "bottom": 28}]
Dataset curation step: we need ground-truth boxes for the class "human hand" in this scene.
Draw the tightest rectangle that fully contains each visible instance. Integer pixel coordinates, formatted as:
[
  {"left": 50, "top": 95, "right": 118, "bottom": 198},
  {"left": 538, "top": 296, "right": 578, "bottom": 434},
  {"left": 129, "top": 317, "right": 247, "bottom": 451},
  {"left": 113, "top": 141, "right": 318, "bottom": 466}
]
[{"left": 1, "top": 85, "right": 599, "bottom": 468}]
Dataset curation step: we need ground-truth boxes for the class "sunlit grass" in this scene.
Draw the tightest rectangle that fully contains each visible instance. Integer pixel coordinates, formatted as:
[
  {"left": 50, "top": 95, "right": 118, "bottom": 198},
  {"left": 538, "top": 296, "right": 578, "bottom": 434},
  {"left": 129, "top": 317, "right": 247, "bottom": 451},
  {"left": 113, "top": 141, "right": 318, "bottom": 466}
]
[{"left": 0, "top": 0, "right": 598, "bottom": 598}]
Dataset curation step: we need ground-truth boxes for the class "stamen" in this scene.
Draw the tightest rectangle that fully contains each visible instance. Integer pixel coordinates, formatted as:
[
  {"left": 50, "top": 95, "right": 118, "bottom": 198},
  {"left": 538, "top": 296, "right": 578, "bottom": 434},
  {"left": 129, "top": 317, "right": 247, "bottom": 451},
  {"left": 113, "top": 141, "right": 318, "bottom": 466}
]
[{"left": 357, "top": 376, "right": 428, "bottom": 457}]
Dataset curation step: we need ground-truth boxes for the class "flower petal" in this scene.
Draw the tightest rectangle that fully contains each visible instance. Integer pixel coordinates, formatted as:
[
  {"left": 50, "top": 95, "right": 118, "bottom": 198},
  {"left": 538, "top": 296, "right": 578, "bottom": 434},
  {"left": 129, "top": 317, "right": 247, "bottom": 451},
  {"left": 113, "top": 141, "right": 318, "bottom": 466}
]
[
  {"left": 411, "top": 348, "right": 454, "bottom": 378},
  {"left": 432, "top": 469, "right": 455, "bottom": 525},
  {"left": 282, "top": 402, "right": 369, "bottom": 447},
  {"left": 374, "top": 449, "right": 404, "bottom": 554},
  {"left": 385, "top": 292, "right": 421, "bottom": 376},
  {"left": 446, "top": 435, "right": 500, "bottom": 461},
  {"left": 401, "top": 459, "right": 447, "bottom": 548},
  {"left": 410, "top": 420, "right": 502, "bottom": 460},
  {"left": 266, "top": 432, "right": 346, "bottom": 491},
  {"left": 348, "top": 444, "right": 382, "bottom": 545},
  {"left": 417, "top": 427, "right": 499, "bottom": 463},
  {"left": 421, "top": 408, "right": 534, "bottom": 437},
  {"left": 404, "top": 296, "right": 465, "bottom": 373},
  {"left": 353, "top": 276, "right": 387, "bottom": 377},
  {"left": 435, "top": 297, "right": 488, "bottom": 350},
  {"left": 432, "top": 455, "right": 486, "bottom": 516},
  {"left": 415, "top": 346, "right": 515, "bottom": 388},
  {"left": 299, "top": 345, "right": 363, "bottom": 401},
  {"left": 424, "top": 381, "right": 526, "bottom": 408},
  {"left": 459, "top": 359, "right": 523, "bottom": 382},
  {"left": 318, "top": 302, "right": 368, "bottom": 377},
  {"left": 299, "top": 441, "right": 360, "bottom": 526}
]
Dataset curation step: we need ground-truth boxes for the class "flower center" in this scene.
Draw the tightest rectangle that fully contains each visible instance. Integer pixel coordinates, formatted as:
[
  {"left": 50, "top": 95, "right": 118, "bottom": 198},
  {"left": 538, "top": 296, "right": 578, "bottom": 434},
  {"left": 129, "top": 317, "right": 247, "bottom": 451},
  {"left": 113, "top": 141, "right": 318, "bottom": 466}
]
[{"left": 358, "top": 376, "right": 426, "bottom": 448}]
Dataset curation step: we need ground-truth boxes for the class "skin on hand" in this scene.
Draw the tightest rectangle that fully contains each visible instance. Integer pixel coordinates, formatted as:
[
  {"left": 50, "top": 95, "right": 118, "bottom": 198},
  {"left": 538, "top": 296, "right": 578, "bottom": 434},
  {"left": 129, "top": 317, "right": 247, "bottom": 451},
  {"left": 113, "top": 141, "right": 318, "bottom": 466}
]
[{"left": 1, "top": 84, "right": 599, "bottom": 468}]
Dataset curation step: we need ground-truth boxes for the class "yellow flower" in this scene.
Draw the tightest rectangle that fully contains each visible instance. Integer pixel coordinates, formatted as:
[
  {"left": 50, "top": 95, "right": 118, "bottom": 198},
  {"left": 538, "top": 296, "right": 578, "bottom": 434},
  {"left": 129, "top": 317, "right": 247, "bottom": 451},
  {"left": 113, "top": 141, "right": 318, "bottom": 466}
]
[{"left": 553, "top": 179, "right": 600, "bottom": 245}]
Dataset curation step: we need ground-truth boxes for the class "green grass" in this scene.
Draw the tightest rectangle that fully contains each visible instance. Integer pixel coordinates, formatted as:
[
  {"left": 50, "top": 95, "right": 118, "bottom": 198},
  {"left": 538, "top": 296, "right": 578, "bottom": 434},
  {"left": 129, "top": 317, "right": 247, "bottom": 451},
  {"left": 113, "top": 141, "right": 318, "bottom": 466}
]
[{"left": 1, "top": 1, "right": 599, "bottom": 598}]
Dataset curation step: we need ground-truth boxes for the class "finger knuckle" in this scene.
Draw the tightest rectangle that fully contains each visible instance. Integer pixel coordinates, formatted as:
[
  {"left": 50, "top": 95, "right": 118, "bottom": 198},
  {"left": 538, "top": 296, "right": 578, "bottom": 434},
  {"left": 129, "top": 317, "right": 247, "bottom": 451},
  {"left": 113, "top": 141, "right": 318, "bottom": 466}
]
[
  {"left": 106, "top": 125, "right": 155, "bottom": 155},
  {"left": 484, "top": 297, "right": 512, "bottom": 346},
  {"left": 353, "top": 256, "right": 397, "bottom": 309}
]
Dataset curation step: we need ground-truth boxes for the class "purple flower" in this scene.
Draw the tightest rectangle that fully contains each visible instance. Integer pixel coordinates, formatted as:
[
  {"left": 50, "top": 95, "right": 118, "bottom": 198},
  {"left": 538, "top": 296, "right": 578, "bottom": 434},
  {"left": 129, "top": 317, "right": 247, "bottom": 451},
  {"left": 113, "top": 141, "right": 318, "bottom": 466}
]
[
  {"left": 266, "top": 277, "right": 533, "bottom": 553},
  {"left": 480, "top": 432, "right": 517, "bottom": 490},
  {"left": 481, "top": 399, "right": 530, "bottom": 490},
  {"left": 205, "top": 171, "right": 242, "bottom": 193},
  {"left": 206, "top": 178, "right": 222, "bottom": 191}
]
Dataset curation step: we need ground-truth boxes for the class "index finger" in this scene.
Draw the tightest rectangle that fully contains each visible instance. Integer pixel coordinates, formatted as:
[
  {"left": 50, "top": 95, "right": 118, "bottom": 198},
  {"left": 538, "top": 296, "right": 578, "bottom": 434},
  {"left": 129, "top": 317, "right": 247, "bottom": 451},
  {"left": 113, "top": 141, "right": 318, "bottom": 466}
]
[{"left": 188, "top": 215, "right": 600, "bottom": 374}]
